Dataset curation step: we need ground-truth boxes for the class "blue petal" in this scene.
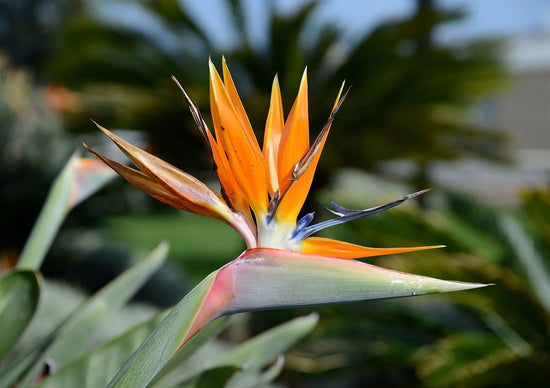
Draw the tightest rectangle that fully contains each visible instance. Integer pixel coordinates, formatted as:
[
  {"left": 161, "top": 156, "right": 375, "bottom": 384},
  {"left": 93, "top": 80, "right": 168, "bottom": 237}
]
[
  {"left": 293, "top": 189, "right": 430, "bottom": 241},
  {"left": 291, "top": 212, "right": 315, "bottom": 239}
]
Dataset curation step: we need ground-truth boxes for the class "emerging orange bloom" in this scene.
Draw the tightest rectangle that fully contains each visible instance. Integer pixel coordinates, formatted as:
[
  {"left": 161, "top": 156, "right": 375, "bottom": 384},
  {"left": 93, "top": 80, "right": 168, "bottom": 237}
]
[{"left": 85, "top": 58, "right": 440, "bottom": 260}]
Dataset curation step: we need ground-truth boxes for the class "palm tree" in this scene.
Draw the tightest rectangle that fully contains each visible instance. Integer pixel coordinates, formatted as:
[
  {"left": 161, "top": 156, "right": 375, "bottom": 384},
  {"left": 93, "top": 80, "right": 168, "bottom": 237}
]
[{"left": 47, "top": 0, "right": 508, "bottom": 189}]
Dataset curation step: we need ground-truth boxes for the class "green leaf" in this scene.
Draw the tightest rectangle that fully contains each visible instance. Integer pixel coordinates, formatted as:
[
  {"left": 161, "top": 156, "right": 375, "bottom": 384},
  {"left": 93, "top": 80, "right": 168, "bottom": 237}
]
[
  {"left": 413, "top": 332, "right": 518, "bottom": 387},
  {"left": 35, "top": 310, "right": 167, "bottom": 388},
  {"left": 0, "top": 270, "right": 41, "bottom": 362},
  {"left": 191, "top": 366, "right": 238, "bottom": 388},
  {"left": 107, "top": 270, "right": 219, "bottom": 387},
  {"left": 225, "top": 355, "right": 284, "bottom": 388},
  {"left": 500, "top": 215, "right": 550, "bottom": 314},
  {"left": 152, "top": 313, "right": 318, "bottom": 387},
  {"left": 13, "top": 242, "right": 168, "bottom": 387},
  {"left": 17, "top": 154, "right": 115, "bottom": 270},
  {"left": 149, "top": 316, "right": 230, "bottom": 386}
]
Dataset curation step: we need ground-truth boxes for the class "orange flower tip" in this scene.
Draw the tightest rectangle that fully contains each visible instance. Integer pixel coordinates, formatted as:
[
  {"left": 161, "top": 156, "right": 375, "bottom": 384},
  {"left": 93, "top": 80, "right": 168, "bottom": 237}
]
[
  {"left": 300, "top": 67, "right": 308, "bottom": 84},
  {"left": 418, "top": 244, "right": 446, "bottom": 250}
]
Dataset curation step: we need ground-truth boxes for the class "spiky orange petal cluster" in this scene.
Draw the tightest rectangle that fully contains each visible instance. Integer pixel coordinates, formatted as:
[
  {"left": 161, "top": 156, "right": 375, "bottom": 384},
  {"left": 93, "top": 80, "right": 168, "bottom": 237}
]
[{"left": 87, "top": 58, "right": 442, "bottom": 261}]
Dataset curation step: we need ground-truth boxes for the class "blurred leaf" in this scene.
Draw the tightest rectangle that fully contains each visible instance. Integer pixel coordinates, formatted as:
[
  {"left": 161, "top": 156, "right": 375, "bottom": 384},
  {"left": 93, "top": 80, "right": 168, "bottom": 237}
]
[
  {"left": 35, "top": 310, "right": 167, "bottom": 388},
  {"left": 500, "top": 215, "right": 550, "bottom": 314},
  {"left": 152, "top": 313, "right": 318, "bottom": 387},
  {"left": 414, "top": 332, "right": 515, "bottom": 387},
  {"left": 521, "top": 188, "right": 550, "bottom": 253},
  {"left": 150, "top": 316, "right": 230, "bottom": 385},
  {"left": 102, "top": 212, "right": 244, "bottom": 284},
  {"left": 225, "top": 356, "right": 284, "bottom": 388},
  {"left": 5, "top": 242, "right": 168, "bottom": 387},
  {"left": 191, "top": 366, "right": 237, "bottom": 388},
  {"left": 0, "top": 270, "right": 40, "bottom": 362},
  {"left": 107, "top": 270, "right": 219, "bottom": 387},
  {"left": 17, "top": 154, "right": 115, "bottom": 270},
  {"left": 190, "top": 357, "right": 283, "bottom": 388}
]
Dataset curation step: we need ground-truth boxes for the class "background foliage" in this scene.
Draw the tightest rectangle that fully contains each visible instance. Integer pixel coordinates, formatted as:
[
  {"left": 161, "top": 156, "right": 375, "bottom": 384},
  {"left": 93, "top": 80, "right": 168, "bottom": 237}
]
[{"left": 1, "top": 0, "right": 548, "bottom": 386}]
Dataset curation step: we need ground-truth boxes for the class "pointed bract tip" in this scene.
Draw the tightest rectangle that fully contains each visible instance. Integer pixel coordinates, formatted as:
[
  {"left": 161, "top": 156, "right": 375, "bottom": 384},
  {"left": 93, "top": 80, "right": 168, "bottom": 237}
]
[
  {"left": 406, "top": 188, "right": 432, "bottom": 199},
  {"left": 90, "top": 120, "right": 111, "bottom": 137},
  {"left": 171, "top": 75, "right": 192, "bottom": 101},
  {"left": 443, "top": 281, "right": 494, "bottom": 292},
  {"left": 340, "top": 80, "right": 346, "bottom": 92}
]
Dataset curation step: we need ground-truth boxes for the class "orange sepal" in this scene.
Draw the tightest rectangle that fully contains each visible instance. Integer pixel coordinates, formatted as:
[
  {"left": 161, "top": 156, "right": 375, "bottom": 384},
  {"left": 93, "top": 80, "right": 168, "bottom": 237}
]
[
  {"left": 299, "top": 237, "right": 445, "bottom": 260},
  {"left": 208, "top": 131, "right": 254, "bottom": 226},
  {"left": 221, "top": 58, "right": 258, "bottom": 150},
  {"left": 209, "top": 60, "right": 268, "bottom": 215},
  {"left": 92, "top": 122, "right": 233, "bottom": 222},
  {"left": 84, "top": 144, "right": 197, "bottom": 213},
  {"left": 277, "top": 69, "right": 309, "bottom": 194},
  {"left": 262, "top": 75, "right": 285, "bottom": 195}
]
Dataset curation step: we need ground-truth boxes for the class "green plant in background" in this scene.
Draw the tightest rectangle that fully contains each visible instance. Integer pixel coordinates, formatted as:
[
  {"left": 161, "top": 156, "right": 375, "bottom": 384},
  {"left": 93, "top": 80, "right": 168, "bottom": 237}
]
[
  {"left": 45, "top": 0, "right": 508, "bottom": 189},
  {"left": 2, "top": 3, "right": 547, "bottom": 387},
  {"left": 0, "top": 56, "right": 76, "bottom": 262}
]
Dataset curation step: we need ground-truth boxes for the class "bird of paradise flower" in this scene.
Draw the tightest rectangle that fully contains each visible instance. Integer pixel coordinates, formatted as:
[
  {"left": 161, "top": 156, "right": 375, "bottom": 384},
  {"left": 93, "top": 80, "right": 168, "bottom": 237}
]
[{"left": 85, "top": 58, "right": 487, "bottom": 350}]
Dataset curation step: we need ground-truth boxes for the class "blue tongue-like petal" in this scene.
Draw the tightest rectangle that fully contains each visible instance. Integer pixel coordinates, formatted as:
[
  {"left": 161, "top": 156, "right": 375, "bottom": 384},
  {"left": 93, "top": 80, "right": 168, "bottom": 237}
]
[
  {"left": 291, "top": 212, "right": 315, "bottom": 239},
  {"left": 293, "top": 189, "right": 430, "bottom": 241}
]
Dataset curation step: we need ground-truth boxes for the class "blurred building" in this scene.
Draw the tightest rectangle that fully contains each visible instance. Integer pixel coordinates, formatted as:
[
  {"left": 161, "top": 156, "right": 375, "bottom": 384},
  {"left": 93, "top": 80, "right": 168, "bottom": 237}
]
[
  {"left": 430, "top": 29, "right": 550, "bottom": 206},
  {"left": 498, "top": 30, "right": 550, "bottom": 153}
]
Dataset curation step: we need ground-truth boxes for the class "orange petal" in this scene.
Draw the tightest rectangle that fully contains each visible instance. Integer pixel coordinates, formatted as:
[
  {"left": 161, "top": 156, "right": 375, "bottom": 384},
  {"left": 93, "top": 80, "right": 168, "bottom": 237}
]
[
  {"left": 299, "top": 237, "right": 445, "bottom": 260},
  {"left": 275, "top": 82, "right": 343, "bottom": 225},
  {"left": 208, "top": 131, "right": 254, "bottom": 225},
  {"left": 92, "top": 122, "right": 233, "bottom": 221},
  {"left": 221, "top": 57, "right": 258, "bottom": 150},
  {"left": 277, "top": 69, "right": 309, "bottom": 195},
  {"left": 262, "top": 75, "right": 285, "bottom": 195},
  {"left": 209, "top": 60, "right": 268, "bottom": 215}
]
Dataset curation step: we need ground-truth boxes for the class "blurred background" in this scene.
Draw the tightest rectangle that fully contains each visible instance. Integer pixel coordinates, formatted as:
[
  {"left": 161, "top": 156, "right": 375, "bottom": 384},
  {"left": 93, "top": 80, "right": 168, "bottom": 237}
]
[{"left": 1, "top": 0, "right": 550, "bottom": 386}]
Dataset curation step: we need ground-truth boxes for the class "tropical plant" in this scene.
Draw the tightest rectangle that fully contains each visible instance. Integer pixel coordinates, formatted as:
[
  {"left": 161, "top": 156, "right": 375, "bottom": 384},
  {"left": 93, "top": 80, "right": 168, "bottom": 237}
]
[{"left": 0, "top": 59, "right": 487, "bottom": 387}]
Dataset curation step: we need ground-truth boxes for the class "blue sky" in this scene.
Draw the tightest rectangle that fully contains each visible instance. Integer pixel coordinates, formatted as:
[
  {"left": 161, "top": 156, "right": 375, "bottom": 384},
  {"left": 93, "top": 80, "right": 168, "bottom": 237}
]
[{"left": 184, "top": 0, "right": 550, "bottom": 48}]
